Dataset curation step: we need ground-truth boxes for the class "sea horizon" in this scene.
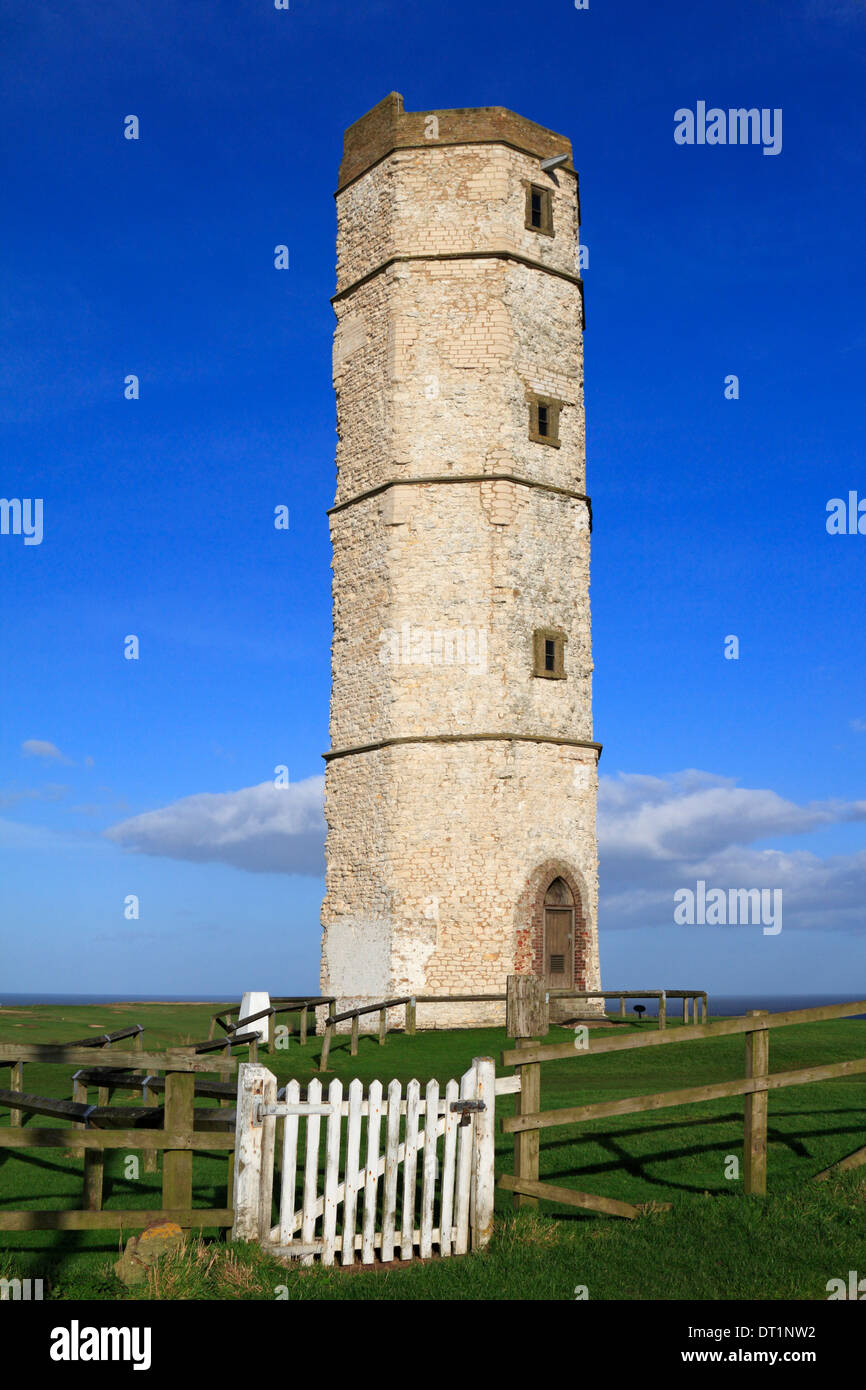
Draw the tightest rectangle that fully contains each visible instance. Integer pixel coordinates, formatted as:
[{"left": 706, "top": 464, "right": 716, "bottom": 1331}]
[{"left": 0, "top": 991, "right": 864, "bottom": 1018}]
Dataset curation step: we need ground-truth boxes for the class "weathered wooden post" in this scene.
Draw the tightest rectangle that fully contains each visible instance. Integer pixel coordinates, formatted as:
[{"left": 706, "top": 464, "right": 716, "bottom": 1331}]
[
  {"left": 350, "top": 1013, "right": 359, "bottom": 1057},
  {"left": 744, "top": 1009, "right": 769, "bottom": 1196},
  {"left": 85, "top": 1078, "right": 110, "bottom": 1210},
  {"left": 506, "top": 975, "right": 548, "bottom": 1210},
  {"left": 319, "top": 1017, "right": 333, "bottom": 1072},
  {"left": 683, "top": 996, "right": 689, "bottom": 1024},
  {"left": 619, "top": 995, "right": 625, "bottom": 1018},
  {"left": 471, "top": 1057, "right": 496, "bottom": 1249},
  {"left": 162, "top": 1069, "right": 195, "bottom": 1220},
  {"left": 406, "top": 997, "right": 417, "bottom": 1036},
  {"left": 9, "top": 1061, "right": 23, "bottom": 1127},
  {"left": 378, "top": 1006, "right": 387, "bottom": 1046},
  {"left": 300, "top": 1004, "right": 308, "bottom": 1047},
  {"left": 658, "top": 991, "right": 666, "bottom": 1031},
  {"left": 231, "top": 1063, "right": 278, "bottom": 1241},
  {"left": 71, "top": 1073, "right": 103, "bottom": 1209}
]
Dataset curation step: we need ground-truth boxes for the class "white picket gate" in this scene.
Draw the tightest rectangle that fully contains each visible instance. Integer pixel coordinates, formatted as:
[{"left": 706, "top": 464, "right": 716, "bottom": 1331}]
[{"left": 231, "top": 1057, "right": 497, "bottom": 1265}]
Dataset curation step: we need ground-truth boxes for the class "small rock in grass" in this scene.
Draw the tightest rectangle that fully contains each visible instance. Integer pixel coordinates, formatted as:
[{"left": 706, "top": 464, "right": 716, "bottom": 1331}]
[{"left": 113, "top": 1220, "right": 185, "bottom": 1286}]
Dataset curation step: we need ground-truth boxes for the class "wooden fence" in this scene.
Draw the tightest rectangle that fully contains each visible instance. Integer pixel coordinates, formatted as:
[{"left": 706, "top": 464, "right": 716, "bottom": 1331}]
[
  {"left": 0, "top": 1025, "right": 145, "bottom": 1126},
  {"left": 207, "top": 997, "right": 335, "bottom": 1052},
  {"left": 318, "top": 988, "right": 707, "bottom": 1067},
  {"left": 551, "top": 989, "right": 709, "bottom": 1027},
  {"left": 0, "top": 1042, "right": 237, "bottom": 1232},
  {"left": 499, "top": 998, "right": 866, "bottom": 1218},
  {"left": 232, "top": 1057, "right": 500, "bottom": 1265}
]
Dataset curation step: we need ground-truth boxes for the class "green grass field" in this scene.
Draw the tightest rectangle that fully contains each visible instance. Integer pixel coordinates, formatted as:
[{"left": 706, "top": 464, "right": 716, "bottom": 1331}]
[{"left": 2, "top": 1000, "right": 865, "bottom": 1300}]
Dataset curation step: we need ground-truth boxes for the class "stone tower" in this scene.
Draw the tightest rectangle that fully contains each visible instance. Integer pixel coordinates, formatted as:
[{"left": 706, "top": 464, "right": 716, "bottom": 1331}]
[{"left": 321, "top": 93, "right": 602, "bottom": 1027}]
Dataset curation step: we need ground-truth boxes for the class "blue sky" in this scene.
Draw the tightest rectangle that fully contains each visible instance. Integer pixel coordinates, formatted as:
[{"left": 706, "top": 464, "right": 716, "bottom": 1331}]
[{"left": 1, "top": 0, "right": 865, "bottom": 998}]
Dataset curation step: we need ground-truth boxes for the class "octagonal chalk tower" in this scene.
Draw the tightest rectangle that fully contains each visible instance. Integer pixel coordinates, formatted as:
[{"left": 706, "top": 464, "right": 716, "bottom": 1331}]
[{"left": 320, "top": 93, "right": 603, "bottom": 1028}]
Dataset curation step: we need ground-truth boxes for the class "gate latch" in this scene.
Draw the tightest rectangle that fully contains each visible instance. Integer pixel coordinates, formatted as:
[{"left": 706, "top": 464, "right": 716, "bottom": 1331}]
[{"left": 450, "top": 1099, "right": 486, "bottom": 1127}]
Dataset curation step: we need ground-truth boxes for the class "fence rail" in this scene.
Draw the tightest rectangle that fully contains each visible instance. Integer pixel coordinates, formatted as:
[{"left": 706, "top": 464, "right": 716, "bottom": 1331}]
[{"left": 500, "top": 998, "right": 866, "bottom": 1216}]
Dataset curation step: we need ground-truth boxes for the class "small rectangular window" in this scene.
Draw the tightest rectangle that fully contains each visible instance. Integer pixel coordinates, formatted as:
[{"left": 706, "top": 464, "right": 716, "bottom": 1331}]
[
  {"left": 533, "top": 628, "right": 567, "bottom": 679},
  {"left": 528, "top": 393, "right": 561, "bottom": 447},
  {"left": 525, "top": 184, "right": 553, "bottom": 236}
]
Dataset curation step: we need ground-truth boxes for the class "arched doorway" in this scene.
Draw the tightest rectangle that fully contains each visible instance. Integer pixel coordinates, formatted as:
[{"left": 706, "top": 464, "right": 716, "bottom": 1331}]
[{"left": 543, "top": 877, "right": 574, "bottom": 988}]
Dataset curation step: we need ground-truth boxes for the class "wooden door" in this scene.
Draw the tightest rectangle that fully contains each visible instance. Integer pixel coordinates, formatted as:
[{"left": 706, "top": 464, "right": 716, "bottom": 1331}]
[{"left": 544, "top": 908, "right": 573, "bottom": 988}]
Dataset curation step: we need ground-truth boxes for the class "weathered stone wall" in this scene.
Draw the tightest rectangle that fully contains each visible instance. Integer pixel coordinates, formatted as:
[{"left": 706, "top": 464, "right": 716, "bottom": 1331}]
[
  {"left": 328, "top": 485, "right": 592, "bottom": 749},
  {"left": 322, "top": 95, "right": 601, "bottom": 1029},
  {"left": 322, "top": 741, "right": 600, "bottom": 1028},
  {"left": 336, "top": 144, "right": 580, "bottom": 294}
]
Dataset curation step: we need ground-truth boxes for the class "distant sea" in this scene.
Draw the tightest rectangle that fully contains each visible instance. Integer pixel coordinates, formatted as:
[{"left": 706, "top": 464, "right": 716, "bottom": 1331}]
[{"left": 0, "top": 992, "right": 863, "bottom": 1018}]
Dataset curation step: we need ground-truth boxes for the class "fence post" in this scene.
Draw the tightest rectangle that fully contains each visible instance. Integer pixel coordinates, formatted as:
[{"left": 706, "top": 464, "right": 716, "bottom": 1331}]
[
  {"left": 258, "top": 1068, "right": 277, "bottom": 1241},
  {"left": 512, "top": 1041, "right": 541, "bottom": 1208},
  {"left": 319, "top": 1019, "right": 333, "bottom": 1072},
  {"left": 619, "top": 995, "right": 625, "bottom": 1018},
  {"left": 84, "top": 1080, "right": 110, "bottom": 1211},
  {"left": 506, "top": 976, "right": 549, "bottom": 1039},
  {"left": 162, "top": 1069, "right": 195, "bottom": 1220},
  {"left": 267, "top": 1011, "right": 276, "bottom": 1054},
  {"left": 70, "top": 1075, "right": 103, "bottom": 1210},
  {"left": 744, "top": 1009, "right": 769, "bottom": 1196},
  {"left": 378, "top": 1007, "right": 387, "bottom": 1046},
  {"left": 658, "top": 992, "right": 666, "bottom": 1031},
  {"left": 683, "top": 997, "right": 688, "bottom": 1024},
  {"left": 300, "top": 1005, "right": 308, "bottom": 1048},
  {"left": 471, "top": 1057, "right": 496, "bottom": 1249},
  {"left": 506, "top": 976, "right": 546, "bottom": 1211},
  {"left": 231, "top": 1063, "right": 278, "bottom": 1241},
  {"left": 9, "top": 1061, "right": 23, "bottom": 1127},
  {"left": 406, "top": 998, "right": 417, "bottom": 1035},
  {"left": 351, "top": 1013, "right": 359, "bottom": 1057}
]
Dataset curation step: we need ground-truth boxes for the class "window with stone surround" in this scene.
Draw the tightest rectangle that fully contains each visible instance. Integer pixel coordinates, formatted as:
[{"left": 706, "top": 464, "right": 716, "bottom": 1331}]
[
  {"left": 533, "top": 628, "right": 567, "bottom": 679},
  {"left": 526, "top": 183, "right": 554, "bottom": 236},
  {"left": 528, "top": 393, "right": 562, "bottom": 447}
]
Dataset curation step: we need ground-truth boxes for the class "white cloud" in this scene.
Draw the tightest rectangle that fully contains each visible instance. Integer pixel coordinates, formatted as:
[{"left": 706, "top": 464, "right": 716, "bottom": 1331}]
[
  {"left": 598, "top": 770, "right": 866, "bottom": 931},
  {"left": 599, "top": 770, "right": 866, "bottom": 861},
  {"left": 105, "top": 777, "right": 326, "bottom": 877},
  {"left": 21, "top": 739, "right": 69, "bottom": 763},
  {"left": 102, "top": 767, "right": 866, "bottom": 931}
]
